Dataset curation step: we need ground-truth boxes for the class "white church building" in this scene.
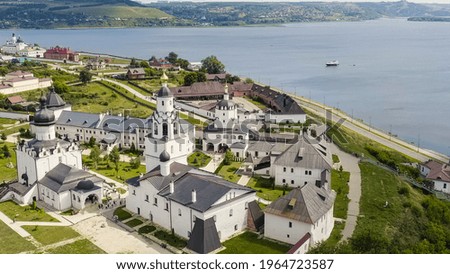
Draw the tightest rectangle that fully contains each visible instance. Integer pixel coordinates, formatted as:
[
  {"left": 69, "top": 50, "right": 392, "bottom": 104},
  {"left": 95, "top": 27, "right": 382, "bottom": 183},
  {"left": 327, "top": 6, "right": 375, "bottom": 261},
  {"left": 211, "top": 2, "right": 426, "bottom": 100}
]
[
  {"left": 126, "top": 82, "right": 257, "bottom": 254},
  {"left": 144, "top": 75, "right": 195, "bottom": 171},
  {"left": 0, "top": 96, "right": 104, "bottom": 211},
  {"left": 202, "top": 83, "right": 252, "bottom": 155}
]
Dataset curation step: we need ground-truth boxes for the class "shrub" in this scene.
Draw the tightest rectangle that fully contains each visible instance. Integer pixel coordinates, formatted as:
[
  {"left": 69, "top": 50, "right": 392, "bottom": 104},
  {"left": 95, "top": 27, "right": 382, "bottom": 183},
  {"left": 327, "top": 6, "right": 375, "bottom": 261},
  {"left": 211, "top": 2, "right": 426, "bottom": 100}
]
[
  {"left": 138, "top": 225, "right": 156, "bottom": 234},
  {"left": 398, "top": 186, "right": 410, "bottom": 196}
]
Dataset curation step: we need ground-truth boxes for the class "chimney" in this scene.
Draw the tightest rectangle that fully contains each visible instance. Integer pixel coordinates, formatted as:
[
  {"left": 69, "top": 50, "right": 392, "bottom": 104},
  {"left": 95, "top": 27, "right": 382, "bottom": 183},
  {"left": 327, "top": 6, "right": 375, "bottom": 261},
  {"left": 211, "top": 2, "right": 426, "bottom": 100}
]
[
  {"left": 191, "top": 189, "right": 197, "bottom": 203},
  {"left": 169, "top": 180, "right": 174, "bottom": 194}
]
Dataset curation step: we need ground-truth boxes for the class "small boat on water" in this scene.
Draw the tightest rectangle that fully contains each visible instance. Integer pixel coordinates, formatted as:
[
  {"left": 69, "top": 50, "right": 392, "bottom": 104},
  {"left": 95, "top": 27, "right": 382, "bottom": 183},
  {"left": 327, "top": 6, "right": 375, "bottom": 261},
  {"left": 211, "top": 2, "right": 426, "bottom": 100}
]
[{"left": 326, "top": 60, "right": 339, "bottom": 67}]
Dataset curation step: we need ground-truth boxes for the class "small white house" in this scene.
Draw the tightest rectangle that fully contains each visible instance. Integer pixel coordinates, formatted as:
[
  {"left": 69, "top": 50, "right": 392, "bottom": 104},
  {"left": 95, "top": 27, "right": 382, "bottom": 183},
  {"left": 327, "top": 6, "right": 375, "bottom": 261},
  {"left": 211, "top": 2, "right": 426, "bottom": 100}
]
[
  {"left": 272, "top": 136, "right": 332, "bottom": 188},
  {"left": 419, "top": 160, "right": 450, "bottom": 194},
  {"left": 264, "top": 183, "right": 336, "bottom": 253}
]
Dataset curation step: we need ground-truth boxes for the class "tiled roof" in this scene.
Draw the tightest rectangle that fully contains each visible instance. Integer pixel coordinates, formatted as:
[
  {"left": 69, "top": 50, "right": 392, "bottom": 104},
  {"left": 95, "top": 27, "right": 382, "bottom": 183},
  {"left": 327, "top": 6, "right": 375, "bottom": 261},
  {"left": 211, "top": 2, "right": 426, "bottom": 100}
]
[
  {"left": 273, "top": 136, "right": 331, "bottom": 170},
  {"left": 423, "top": 160, "right": 450, "bottom": 182},
  {"left": 265, "top": 183, "right": 335, "bottom": 224},
  {"left": 251, "top": 84, "right": 305, "bottom": 115}
]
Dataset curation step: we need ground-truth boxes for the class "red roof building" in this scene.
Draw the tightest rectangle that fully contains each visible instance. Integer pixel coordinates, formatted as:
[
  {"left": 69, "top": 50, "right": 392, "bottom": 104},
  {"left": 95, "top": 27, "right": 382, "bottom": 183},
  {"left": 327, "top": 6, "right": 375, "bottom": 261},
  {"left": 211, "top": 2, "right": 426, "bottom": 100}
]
[{"left": 44, "top": 46, "right": 80, "bottom": 62}]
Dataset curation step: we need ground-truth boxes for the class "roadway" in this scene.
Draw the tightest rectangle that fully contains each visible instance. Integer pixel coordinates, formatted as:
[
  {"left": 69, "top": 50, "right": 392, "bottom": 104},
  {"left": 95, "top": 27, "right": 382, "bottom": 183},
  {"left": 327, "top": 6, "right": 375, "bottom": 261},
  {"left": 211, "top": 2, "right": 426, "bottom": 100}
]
[{"left": 292, "top": 95, "right": 448, "bottom": 163}]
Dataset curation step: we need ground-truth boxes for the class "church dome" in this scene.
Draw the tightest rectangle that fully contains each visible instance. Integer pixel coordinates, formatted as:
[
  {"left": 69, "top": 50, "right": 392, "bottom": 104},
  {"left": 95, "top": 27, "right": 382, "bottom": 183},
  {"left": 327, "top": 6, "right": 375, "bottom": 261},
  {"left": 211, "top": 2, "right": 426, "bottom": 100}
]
[
  {"left": 46, "top": 88, "right": 66, "bottom": 108},
  {"left": 34, "top": 98, "right": 56, "bottom": 126},
  {"left": 77, "top": 180, "right": 94, "bottom": 190},
  {"left": 159, "top": 150, "right": 171, "bottom": 162},
  {"left": 217, "top": 99, "right": 235, "bottom": 109},
  {"left": 157, "top": 86, "right": 173, "bottom": 98}
]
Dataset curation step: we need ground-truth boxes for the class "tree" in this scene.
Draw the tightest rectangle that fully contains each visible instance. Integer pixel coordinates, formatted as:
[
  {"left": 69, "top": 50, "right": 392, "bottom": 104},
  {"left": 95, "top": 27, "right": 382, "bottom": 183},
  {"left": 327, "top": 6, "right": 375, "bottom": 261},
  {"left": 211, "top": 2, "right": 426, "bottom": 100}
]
[
  {"left": 166, "top": 52, "right": 178, "bottom": 64},
  {"left": 53, "top": 81, "right": 69, "bottom": 94},
  {"left": 130, "top": 157, "right": 141, "bottom": 169},
  {"left": 139, "top": 61, "right": 150, "bottom": 68},
  {"left": 87, "top": 136, "right": 96, "bottom": 147},
  {"left": 183, "top": 72, "right": 207, "bottom": 86},
  {"left": 223, "top": 150, "right": 234, "bottom": 165},
  {"left": 2, "top": 144, "right": 11, "bottom": 158},
  {"left": 79, "top": 69, "right": 92, "bottom": 85},
  {"left": 225, "top": 74, "right": 240, "bottom": 83},
  {"left": 1, "top": 133, "right": 6, "bottom": 141},
  {"left": 109, "top": 146, "right": 120, "bottom": 175},
  {"left": 130, "top": 58, "right": 139, "bottom": 68},
  {"left": 183, "top": 73, "right": 197, "bottom": 86},
  {"left": 201, "top": 55, "right": 225, "bottom": 74},
  {"left": 89, "top": 145, "right": 101, "bottom": 169},
  {"left": 176, "top": 58, "right": 190, "bottom": 70}
]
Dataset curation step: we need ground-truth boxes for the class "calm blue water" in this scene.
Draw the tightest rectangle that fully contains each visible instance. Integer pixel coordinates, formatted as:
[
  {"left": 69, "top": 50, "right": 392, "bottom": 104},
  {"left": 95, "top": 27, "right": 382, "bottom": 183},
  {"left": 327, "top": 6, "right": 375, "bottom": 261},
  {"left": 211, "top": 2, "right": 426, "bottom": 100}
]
[{"left": 2, "top": 18, "right": 449, "bottom": 155}]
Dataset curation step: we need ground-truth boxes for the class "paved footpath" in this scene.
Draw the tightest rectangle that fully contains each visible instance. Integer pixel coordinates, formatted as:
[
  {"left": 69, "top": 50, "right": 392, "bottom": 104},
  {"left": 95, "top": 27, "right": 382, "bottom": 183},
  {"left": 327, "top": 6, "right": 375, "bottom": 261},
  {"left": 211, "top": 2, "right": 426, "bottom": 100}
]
[{"left": 330, "top": 143, "right": 362, "bottom": 242}]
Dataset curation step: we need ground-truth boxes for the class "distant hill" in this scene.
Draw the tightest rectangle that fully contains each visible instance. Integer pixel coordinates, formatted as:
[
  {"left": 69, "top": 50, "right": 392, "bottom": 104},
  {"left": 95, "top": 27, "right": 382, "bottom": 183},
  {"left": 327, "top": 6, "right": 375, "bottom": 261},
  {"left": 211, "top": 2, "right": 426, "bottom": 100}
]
[
  {"left": 1, "top": 1, "right": 450, "bottom": 29},
  {"left": 0, "top": 0, "right": 180, "bottom": 29}
]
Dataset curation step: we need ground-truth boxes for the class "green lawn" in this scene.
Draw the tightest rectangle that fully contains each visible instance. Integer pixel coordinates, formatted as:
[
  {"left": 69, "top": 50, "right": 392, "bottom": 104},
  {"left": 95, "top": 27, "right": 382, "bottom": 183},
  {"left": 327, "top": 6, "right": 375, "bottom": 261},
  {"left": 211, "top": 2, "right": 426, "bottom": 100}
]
[
  {"left": 0, "top": 220, "right": 35, "bottom": 254},
  {"left": 0, "top": 124, "right": 30, "bottom": 138},
  {"left": 0, "top": 201, "right": 58, "bottom": 222},
  {"left": 66, "top": 82, "right": 153, "bottom": 118},
  {"left": 243, "top": 96, "right": 267, "bottom": 110},
  {"left": 179, "top": 113, "right": 209, "bottom": 128},
  {"left": 83, "top": 156, "right": 146, "bottom": 183},
  {"left": 247, "top": 176, "right": 289, "bottom": 202},
  {"left": 219, "top": 231, "right": 291, "bottom": 254},
  {"left": 124, "top": 218, "right": 144, "bottom": 228},
  {"left": 216, "top": 161, "right": 242, "bottom": 183},
  {"left": 0, "top": 142, "right": 18, "bottom": 182},
  {"left": 327, "top": 124, "right": 418, "bottom": 163},
  {"left": 345, "top": 162, "right": 450, "bottom": 253},
  {"left": 308, "top": 221, "right": 346, "bottom": 254},
  {"left": 114, "top": 206, "right": 133, "bottom": 221},
  {"left": 154, "top": 230, "right": 187, "bottom": 249},
  {"left": 331, "top": 169, "right": 350, "bottom": 219},
  {"left": 0, "top": 117, "right": 18, "bottom": 126},
  {"left": 45, "top": 239, "right": 106, "bottom": 254},
  {"left": 187, "top": 151, "right": 212, "bottom": 168},
  {"left": 22, "top": 226, "right": 80, "bottom": 246},
  {"left": 138, "top": 225, "right": 156, "bottom": 234}
]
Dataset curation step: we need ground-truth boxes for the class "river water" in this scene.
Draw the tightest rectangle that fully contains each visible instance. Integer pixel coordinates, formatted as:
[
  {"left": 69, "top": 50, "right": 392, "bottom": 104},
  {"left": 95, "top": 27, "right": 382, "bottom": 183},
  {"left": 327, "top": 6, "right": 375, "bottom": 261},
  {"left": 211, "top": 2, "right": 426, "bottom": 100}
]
[{"left": 1, "top": 18, "right": 449, "bottom": 155}]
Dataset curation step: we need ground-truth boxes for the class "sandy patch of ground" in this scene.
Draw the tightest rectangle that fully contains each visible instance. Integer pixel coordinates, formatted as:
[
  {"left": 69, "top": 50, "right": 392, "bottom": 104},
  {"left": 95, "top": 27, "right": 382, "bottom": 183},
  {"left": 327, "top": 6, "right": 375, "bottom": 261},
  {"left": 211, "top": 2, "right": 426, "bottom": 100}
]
[{"left": 72, "top": 215, "right": 171, "bottom": 254}]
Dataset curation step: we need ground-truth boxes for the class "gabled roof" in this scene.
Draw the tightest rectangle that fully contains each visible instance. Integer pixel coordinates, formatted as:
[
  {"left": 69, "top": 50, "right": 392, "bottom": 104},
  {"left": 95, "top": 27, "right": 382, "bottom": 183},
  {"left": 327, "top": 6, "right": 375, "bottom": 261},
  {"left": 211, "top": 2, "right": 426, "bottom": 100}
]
[
  {"left": 159, "top": 172, "right": 252, "bottom": 213},
  {"left": 38, "top": 163, "right": 103, "bottom": 193},
  {"left": 422, "top": 160, "right": 450, "bottom": 182},
  {"left": 6, "top": 95, "right": 24, "bottom": 104},
  {"left": 56, "top": 111, "right": 100, "bottom": 128},
  {"left": 131, "top": 162, "right": 255, "bottom": 213},
  {"left": 127, "top": 68, "right": 145, "bottom": 75},
  {"left": 273, "top": 136, "right": 331, "bottom": 170},
  {"left": 265, "top": 183, "right": 336, "bottom": 224},
  {"left": 251, "top": 84, "right": 305, "bottom": 115}
]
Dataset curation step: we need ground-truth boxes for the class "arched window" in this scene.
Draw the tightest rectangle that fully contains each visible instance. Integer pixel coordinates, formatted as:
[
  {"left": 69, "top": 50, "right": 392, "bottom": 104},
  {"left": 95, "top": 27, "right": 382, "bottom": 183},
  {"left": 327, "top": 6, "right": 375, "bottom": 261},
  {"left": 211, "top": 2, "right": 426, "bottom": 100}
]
[
  {"left": 162, "top": 123, "right": 168, "bottom": 136},
  {"left": 154, "top": 122, "right": 158, "bottom": 135},
  {"left": 174, "top": 122, "right": 178, "bottom": 135}
]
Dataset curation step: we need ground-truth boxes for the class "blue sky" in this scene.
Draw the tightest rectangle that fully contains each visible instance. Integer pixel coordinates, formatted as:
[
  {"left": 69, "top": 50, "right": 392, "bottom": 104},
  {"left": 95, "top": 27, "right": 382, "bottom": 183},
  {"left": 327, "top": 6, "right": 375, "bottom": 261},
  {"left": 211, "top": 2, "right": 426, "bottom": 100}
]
[{"left": 137, "top": 1, "right": 450, "bottom": 4}]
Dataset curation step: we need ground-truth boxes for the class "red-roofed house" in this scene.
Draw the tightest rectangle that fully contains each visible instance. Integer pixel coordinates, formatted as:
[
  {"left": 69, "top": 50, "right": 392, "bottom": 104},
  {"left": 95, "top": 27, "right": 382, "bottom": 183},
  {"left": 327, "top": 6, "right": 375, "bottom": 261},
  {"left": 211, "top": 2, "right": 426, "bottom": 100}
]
[
  {"left": 5, "top": 95, "right": 25, "bottom": 105},
  {"left": 419, "top": 160, "right": 450, "bottom": 194},
  {"left": 44, "top": 46, "right": 79, "bottom": 62}
]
